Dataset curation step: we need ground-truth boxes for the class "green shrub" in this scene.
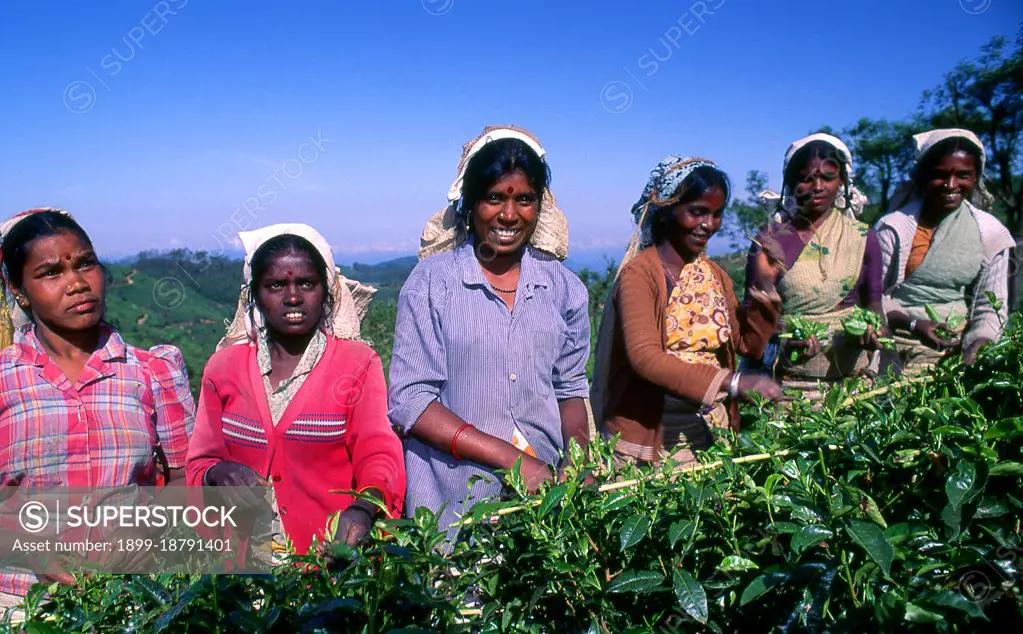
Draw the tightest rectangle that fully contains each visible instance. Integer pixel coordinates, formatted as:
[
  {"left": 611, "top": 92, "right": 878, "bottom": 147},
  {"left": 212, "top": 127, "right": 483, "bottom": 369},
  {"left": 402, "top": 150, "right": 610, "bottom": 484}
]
[{"left": 8, "top": 319, "right": 1022, "bottom": 633}]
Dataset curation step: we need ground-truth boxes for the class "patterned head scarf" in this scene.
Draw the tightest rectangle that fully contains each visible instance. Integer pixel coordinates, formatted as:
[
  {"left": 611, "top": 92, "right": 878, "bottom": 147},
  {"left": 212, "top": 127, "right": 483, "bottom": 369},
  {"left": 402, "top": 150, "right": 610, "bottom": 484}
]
[
  {"left": 759, "top": 133, "right": 868, "bottom": 221},
  {"left": 217, "top": 223, "right": 376, "bottom": 350},
  {"left": 630, "top": 155, "right": 727, "bottom": 252},
  {"left": 0, "top": 208, "right": 75, "bottom": 347},
  {"left": 888, "top": 128, "right": 993, "bottom": 212},
  {"left": 418, "top": 125, "right": 569, "bottom": 261}
]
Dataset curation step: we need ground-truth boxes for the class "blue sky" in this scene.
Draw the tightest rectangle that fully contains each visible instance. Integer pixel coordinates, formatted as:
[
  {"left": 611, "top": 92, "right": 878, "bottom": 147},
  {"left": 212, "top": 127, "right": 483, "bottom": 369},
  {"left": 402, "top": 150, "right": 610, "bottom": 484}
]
[{"left": 1, "top": 0, "right": 1020, "bottom": 265}]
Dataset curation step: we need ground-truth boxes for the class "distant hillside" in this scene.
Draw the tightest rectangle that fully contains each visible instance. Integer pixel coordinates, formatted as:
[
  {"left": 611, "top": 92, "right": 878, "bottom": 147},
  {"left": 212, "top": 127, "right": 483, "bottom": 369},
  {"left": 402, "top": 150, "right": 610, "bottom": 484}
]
[
  {"left": 104, "top": 249, "right": 746, "bottom": 398},
  {"left": 105, "top": 250, "right": 418, "bottom": 395}
]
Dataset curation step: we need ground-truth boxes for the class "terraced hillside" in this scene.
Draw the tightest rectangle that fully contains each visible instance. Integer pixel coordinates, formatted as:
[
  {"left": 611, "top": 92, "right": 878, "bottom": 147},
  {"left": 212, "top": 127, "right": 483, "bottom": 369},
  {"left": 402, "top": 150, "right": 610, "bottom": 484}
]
[{"left": 102, "top": 251, "right": 416, "bottom": 396}]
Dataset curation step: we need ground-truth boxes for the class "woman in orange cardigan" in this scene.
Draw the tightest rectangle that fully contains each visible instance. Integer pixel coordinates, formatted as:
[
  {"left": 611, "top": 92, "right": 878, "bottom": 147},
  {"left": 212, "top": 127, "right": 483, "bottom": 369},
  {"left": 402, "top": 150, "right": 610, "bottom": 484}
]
[{"left": 593, "top": 156, "right": 783, "bottom": 465}]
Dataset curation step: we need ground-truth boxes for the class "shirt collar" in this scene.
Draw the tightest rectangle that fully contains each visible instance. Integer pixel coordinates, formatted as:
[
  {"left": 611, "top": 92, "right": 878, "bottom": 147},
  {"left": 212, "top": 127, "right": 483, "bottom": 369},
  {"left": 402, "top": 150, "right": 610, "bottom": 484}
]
[
  {"left": 456, "top": 240, "right": 551, "bottom": 299},
  {"left": 256, "top": 328, "right": 327, "bottom": 379},
  {"left": 15, "top": 323, "right": 124, "bottom": 368}
]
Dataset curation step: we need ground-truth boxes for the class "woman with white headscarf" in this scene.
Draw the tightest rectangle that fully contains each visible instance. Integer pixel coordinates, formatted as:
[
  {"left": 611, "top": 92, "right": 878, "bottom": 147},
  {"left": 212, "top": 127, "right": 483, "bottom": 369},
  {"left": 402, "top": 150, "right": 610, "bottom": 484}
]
[
  {"left": 388, "top": 126, "right": 591, "bottom": 535},
  {"left": 186, "top": 223, "right": 405, "bottom": 561},
  {"left": 746, "top": 134, "right": 888, "bottom": 400},
  {"left": 591, "top": 155, "right": 782, "bottom": 466},
  {"left": 876, "top": 128, "right": 1014, "bottom": 373}
]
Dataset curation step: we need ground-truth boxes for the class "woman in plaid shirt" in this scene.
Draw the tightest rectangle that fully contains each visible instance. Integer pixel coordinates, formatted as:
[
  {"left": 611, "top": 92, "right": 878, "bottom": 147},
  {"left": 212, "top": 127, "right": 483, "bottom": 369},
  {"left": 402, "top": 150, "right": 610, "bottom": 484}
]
[{"left": 0, "top": 209, "right": 195, "bottom": 601}]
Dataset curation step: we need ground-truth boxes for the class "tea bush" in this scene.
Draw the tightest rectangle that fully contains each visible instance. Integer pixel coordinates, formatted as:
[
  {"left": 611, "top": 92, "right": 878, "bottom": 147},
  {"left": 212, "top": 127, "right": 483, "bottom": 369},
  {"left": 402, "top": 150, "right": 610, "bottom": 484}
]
[{"left": 7, "top": 318, "right": 1022, "bottom": 633}]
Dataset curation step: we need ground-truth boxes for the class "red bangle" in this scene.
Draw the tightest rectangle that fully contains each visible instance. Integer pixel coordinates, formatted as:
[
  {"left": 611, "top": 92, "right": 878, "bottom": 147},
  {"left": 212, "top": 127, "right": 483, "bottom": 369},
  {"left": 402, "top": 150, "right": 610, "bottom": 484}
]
[{"left": 451, "top": 423, "right": 473, "bottom": 461}]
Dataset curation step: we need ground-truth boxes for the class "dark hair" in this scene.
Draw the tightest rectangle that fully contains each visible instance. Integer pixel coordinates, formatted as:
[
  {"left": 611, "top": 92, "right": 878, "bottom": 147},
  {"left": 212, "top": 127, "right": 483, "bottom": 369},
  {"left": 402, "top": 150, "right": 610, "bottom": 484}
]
[
  {"left": 1, "top": 211, "right": 94, "bottom": 290},
  {"left": 247, "top": 234, "right": 334, "bottom": 331},
  {"left": 912, "top": 137, "right": 983, "bottom": 189},
  {"left": 781, "top": 139, "right": 851, "bottom": 213},
  {"left": 649, "top": 165, "right": 731, "bottom": 245},
  {"left": 458, "top": 138, "right": 551, "bottom": 230}
]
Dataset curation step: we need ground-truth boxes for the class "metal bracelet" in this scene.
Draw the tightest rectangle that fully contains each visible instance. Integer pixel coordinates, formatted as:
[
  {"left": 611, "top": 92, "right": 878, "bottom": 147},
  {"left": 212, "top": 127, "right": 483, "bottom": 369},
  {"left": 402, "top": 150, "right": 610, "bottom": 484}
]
[
  {"left": 908, "top": 319, "right": 918, "bottom": 334},
  {"left": 728, "top": 371, "right": 743, "bottom": 400}
]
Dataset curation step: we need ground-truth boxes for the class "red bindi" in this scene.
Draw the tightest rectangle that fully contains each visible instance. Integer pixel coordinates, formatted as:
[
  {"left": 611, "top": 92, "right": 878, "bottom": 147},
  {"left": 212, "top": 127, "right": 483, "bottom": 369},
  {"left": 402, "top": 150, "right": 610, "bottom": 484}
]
[
  {"left": 286, "top": 270, "right": 293, "bottom": 277},
  {"left": 64, "top": 254, "right": 71, "bottom": 261},
  {"left": 506, "top": 186, "right": 514, "bottom": 194}
]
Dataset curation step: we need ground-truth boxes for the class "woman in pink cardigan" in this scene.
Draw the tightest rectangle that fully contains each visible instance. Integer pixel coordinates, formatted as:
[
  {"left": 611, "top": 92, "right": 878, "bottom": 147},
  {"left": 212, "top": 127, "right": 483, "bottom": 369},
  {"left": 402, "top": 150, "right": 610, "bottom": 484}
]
[{"left": 186, "top": 224, "right": 405, "bottom": 559}]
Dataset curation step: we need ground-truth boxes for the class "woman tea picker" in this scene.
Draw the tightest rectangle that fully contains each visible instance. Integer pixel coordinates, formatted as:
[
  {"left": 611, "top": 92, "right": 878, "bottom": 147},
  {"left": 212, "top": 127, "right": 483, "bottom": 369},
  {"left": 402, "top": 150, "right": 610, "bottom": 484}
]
[
  {"left": 876, "top": 128, "right": 1014, "bottom": 374},
  {"left": 186, "top": 224, "right": 405, "bottom": 561},
  {"left": 590, "top": 156, "right": 783, "bottom": 466},
  {"left": 747, "top": 134, "right": 888, "bottom": 400},
  {"left": 389, "top": 126, "right": 591, "bottom": 534},
  {"left": 0, "top": 209, "right": 195, "bottom": 602}
]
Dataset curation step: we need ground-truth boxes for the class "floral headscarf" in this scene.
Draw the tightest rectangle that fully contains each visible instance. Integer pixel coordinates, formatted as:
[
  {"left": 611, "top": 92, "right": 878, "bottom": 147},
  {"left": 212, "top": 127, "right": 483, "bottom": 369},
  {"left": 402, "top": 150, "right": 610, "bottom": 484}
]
[{"left": 630, "top": 155, "right": 727, "bottom": 251}]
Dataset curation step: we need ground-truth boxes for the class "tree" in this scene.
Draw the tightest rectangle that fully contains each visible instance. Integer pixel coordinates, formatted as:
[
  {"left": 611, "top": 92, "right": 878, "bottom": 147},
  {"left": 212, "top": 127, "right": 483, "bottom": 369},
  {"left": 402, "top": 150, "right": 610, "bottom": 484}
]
[
  {"left": 840, "top": 118, "right": 918, "bottom": 223},
  {"left": 921, "top": 28, "right": 1023, "bottom": 307},
  {"left": 723, "top": 170, "right": 771, "bottom": 251}
]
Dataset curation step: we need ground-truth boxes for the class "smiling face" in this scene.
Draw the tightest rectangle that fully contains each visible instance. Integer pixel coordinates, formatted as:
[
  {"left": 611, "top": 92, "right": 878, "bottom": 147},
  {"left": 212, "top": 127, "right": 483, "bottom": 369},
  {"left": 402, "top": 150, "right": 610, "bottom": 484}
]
[
  {"left": 18, "top": 230, "right": 105, "bottom": 332},
  {"left": 662, "top": 186, "right": 727, "bottom": 260},
  {"left": 470, "top": 170, "right": 539, "bottom": 257},
  {"left": 254, "top": 250, "right": 326, "bottom": 339},
  {"left": 921, "top": 150, "right": 978, "bottom": 214},
  {"left": 793, "top": 155, "right": 844, "bottom": 217}
]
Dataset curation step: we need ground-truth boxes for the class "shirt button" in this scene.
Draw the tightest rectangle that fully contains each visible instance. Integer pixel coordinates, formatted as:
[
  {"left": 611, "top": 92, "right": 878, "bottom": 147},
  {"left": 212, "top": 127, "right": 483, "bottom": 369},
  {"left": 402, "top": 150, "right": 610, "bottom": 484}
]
[
  {"left": 509, "top": 373, "right": 517, "bottom": 382},
  {"left": 272, "top": 474, "right": 282, "bottom": 482}
]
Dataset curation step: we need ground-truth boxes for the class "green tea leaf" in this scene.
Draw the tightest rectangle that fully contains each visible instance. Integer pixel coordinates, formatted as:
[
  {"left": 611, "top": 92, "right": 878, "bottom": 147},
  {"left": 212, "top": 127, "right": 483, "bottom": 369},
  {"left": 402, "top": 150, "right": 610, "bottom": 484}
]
[
  {"left": 925, "top": 304, "right": 941, "bottom": 322},
  {"left": 990, "top": 462, "right": 1023, "bottom": 476},
  {"left": 790, "top": 525, "right": 834, "bottom": 555},
  {"left": 668, "top": 520, "right": 696, "bottom": 550},
  {"left": 719, "top": 556, "right": 759, "bottom": 573},
  {"left": 846, "top": 520, "right": 894, "bottom": 577},
  {"left": 984, "top": 418, "right": 1023, "bottom": 440},
  {"left": 905, "top": 602, "right": 945, "bottom": 623},
  {"left": 946, "top": 461, "right": 980, "bottom": 510},
  {"left": 739, "top": 572, "right": 790, "bottom": 606},
  {"left": 606, "top": 570, "right": 664, "bottom": 594},
  {"left": 921, "top": 590, "right": 987, "bottom": 619},
  {"left": 946, "top": 315, "right": 966, "bottom": 330},
  {"left": 672, "top": 570, "right": 708, "bottom": 624},
  {"left": 537, "top": 483, "right": 569, "bottom": 518},
  {"left": 619, "top": 514, "right": 650, "bottom": 551}
]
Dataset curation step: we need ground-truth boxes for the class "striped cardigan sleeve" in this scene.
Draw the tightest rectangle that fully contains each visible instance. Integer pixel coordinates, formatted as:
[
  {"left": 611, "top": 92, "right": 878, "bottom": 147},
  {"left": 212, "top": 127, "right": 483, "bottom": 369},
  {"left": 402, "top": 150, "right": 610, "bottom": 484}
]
[{"left": 185, "top": 369, "right": 229, "bottom": 487}]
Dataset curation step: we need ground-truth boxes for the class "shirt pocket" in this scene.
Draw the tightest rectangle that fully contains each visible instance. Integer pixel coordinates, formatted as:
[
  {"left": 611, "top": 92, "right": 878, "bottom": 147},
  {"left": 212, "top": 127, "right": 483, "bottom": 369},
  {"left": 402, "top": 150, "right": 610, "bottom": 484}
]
[{"left": 527, "top": 328, "right": 566, "bottom": 400}]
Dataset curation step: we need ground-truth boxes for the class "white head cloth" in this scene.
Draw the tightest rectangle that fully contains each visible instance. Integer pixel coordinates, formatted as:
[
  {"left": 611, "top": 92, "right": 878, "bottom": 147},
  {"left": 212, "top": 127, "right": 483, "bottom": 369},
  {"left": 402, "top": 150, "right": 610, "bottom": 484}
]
[
  {"left": 0, "top": 208, "right": 73, "bottom": 345},
  {"left": 888, "top": 128, "right": 992, "bottom": 212},
  {"left": 759, "top": 133, "right": 869, "bottom": 221},
  {"left": 217, "top": 223, "right": 376, "bottom": 349},
  {"left": 418, "top": 125, "right": 569, "bottom": 261}
]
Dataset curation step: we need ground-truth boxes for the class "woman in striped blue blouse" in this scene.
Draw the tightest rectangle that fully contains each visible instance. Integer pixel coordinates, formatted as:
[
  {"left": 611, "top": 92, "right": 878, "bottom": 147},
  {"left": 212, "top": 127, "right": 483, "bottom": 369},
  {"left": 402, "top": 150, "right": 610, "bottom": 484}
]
[{"left": 388, "top": 126, "right": 591, "bottom": 535}]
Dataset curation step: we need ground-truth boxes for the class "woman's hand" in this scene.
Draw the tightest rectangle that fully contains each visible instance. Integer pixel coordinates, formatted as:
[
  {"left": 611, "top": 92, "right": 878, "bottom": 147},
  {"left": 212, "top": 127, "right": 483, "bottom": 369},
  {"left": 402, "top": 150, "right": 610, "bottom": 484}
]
[
  {"left": 36, "top": 554, "right": 76, "bottom": 586},
  {"left": 735, "top": 373, "right": 784, "bottom": 403},
  {"left": 783, "top": 335, "right": 822, "bottom": 362},
  {"left": 913, "top": 320, "right": 959, "bottom": 351},
  {"left": 963, "top": 338, "right": 988, "bottom": 366},
  {"left": 334, "top": 503, "right": 376, "bottom": 547},
  {"left": 204, "top": 461, "right": 269, "bottom": 509},
  {"left": 519, "top": 455, "right": 555, "bottom": 494},
  {"left": 858, "top": 325, "right": 892, "bottom": 351},
  {"left": 749, "top": 250, "right": 782, "bottom": 294}
]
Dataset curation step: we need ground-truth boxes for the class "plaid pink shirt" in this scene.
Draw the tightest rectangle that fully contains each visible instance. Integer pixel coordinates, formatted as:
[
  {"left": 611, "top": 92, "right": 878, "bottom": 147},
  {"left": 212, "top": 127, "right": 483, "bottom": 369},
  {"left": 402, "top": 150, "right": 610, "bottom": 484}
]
[{"left": 0, "top": 325, "right": 195, "bottom": 595}]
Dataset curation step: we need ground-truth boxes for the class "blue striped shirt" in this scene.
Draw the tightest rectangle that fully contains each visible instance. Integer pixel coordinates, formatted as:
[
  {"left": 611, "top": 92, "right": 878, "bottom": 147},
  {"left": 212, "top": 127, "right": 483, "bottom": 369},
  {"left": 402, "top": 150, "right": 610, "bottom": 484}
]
[{"left": 387, "top": 242, "right": 590, "bottom": 532}]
